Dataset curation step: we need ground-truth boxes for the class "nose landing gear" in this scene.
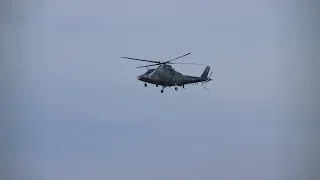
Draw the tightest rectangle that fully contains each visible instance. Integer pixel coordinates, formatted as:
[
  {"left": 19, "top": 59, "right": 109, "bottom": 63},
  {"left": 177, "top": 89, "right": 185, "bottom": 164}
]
[
  {"left": 174, "top": 84, "right": 178, "bottom": 91},
  {"left": 161, "top": 86, "right": 165, "bottom": 93}
]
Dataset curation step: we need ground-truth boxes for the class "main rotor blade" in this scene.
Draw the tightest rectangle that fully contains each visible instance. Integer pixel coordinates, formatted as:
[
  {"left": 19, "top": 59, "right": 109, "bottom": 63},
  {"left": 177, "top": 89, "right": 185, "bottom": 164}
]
[
  {"left": 136, "top": 63, "right": 161, "bottom": 68},
  {"left": 121, "top": 57, "right": 161, "bottom": 64},
  {"left": 166, "top": 53, "right": 191, "bottom": 63},
  {"left": 169, "top": 62, "right": 205, "bottom": 65}
]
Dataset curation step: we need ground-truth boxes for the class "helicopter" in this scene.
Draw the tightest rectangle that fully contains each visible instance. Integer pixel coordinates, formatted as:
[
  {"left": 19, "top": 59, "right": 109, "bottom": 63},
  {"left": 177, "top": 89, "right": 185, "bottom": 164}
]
[{"left": 121, "top": 53, "right": 213, "bottom": 93}]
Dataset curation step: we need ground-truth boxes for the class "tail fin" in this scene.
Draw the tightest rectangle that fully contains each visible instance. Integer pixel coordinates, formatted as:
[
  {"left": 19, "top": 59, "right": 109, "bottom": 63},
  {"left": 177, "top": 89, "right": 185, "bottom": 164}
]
[{"left": 201, "top": 66, "right": 210, "bottom": 78}]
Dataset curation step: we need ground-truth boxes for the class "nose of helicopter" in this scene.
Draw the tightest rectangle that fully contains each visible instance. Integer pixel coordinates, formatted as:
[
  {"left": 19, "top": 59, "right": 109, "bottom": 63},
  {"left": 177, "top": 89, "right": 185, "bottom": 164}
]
[{"left": 137, "top": 75, "right": 147, "bottom": 82}]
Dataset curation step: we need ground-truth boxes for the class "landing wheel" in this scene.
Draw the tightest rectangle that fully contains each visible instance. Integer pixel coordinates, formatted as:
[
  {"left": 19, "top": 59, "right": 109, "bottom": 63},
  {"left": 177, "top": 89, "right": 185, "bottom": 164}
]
[
  {"left": 144, "top": 83, "right": 147, "bottom": 87},
  {"left": 161, "top": 90, "right": 164, "bottom": 93},
  {"left": 175, "top": 87, "right": 178, "bottom": 91},
  {"left": 156, "top": 84, "right": 158, "bottom": 87}
]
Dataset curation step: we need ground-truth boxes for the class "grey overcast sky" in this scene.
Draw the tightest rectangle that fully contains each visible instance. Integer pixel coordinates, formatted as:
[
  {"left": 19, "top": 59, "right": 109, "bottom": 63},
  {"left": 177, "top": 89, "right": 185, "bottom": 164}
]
[{"left": 3, "top": 0, "right": 318, "bottom": 180}]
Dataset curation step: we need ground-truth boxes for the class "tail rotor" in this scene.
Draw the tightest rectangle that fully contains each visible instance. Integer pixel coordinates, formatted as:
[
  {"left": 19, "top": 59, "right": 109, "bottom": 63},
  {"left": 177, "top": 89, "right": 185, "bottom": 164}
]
[{"left": 202, "top": 71, "right": 213, "bottom": 90}]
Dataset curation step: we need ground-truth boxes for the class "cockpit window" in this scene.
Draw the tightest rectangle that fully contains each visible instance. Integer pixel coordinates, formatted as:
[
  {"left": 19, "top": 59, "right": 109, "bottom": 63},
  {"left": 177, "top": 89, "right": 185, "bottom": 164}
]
[{"left": 144, "top": 69, "right": 154, "bottom": 75}]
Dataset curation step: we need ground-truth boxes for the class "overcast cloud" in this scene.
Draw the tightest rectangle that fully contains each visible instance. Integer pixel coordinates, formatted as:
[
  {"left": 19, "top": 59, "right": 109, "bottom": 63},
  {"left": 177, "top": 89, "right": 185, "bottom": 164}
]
[{"left": 2, "top": 0, "right": 318, "bottom": 180}]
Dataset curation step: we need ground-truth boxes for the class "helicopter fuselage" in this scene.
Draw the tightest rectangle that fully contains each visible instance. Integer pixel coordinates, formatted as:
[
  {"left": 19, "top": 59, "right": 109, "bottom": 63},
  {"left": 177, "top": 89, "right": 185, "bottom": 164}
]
[{"left": 137, "top": 64, "right": 209, "bottom": 87}]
